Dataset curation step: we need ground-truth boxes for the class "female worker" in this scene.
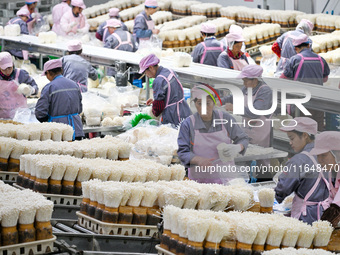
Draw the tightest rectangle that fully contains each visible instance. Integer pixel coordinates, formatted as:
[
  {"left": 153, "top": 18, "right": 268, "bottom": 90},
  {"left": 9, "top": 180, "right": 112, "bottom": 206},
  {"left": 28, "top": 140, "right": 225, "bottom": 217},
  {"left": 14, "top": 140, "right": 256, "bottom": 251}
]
[
  {"left": 191, "top": 22, "right": 225, "bottom": 66},
  {"left": 133, "top": 0, "right": 159, "bottom": 44},
  {"left": 220, "top": 24, "right": 255, "bottom": 65},
  {"left": 272, "top": 19, "right": 313, "bottom": 75},
  {"left": 138, "top": 54, "right": 192, "bottom": 127},
  {"left": 59, "top": 0, "right": 89, "bottom": 36},
  {"left": 275, "top": 118, "right": 333, "bottom": 224},
  {"left": 96, "top": 8, "right": 128, "bottom": 41},
  {"left": 217, "top": 32, "right": 249, "bottom": 70},
  {"left": 177, "top": 85, "right": 249, "bottom": 184},
  {"left": 221, "top": 65, "right": 272, "bottom": 147},
  {"left": 52, "top": 0, "right": 71, "bottom": 35},
  {"left": 18, "top": 0, "right": 40, "bottom": 34},
  {"left": 0, "top": 52, "right": 38, "bottom": 119},
  {"left": 310, "top": 131, "right": 340, "bottom": 227},
  {"left": 7, "top": 9, "right": 30, "bottom": 60},
  {"left": 35, "top": 59, "right": 84, "bottom": 140}
]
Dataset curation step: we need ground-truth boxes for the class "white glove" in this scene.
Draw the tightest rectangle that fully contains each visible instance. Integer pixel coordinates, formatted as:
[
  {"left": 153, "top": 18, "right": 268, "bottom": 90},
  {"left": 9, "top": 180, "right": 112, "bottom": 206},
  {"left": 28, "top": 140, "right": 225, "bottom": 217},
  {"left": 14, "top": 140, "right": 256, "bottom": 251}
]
[
  {"left": 70, "top": 21, "right": 77, "bottom": 28},
  {"left": 31, "top": 13, "right": 37, "bottom": 19},
  {"left": 222, "top": 144, "right": 242, "bottom": 159},
  {"left": 17, "top": 84, "right": 34, "bottom": 97},
  {"left": 77, "top": 27, "right": 88, "bottom": 34}
]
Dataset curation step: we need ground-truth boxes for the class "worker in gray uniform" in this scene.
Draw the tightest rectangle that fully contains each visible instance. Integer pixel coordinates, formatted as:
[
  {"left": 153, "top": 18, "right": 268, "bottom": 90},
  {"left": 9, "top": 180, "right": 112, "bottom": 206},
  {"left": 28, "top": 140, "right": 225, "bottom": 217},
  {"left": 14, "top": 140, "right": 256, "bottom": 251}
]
[
  {"left": 62, "top": 40, "right": 98, "bottom": 92},
  {"left": 133, "top": 0, "right": 159, "bottom": 45},
  {"left": 103, "top": 19, "right": 136, "bottom": 77},
  {"left": 35, "top": 59, "right": 84, "bottom": 140},
  {"left": 217, "top": 32, "right": 249, "bottom": 70},
  {"left": 280, "top": 33, "right": 330, "bottom": 131},
  {"left": 138, "top": 54, "right": 192, "bottom": 127},
  {"left": 7, "top": 9, "right": 30, "bottom": 60},
  {"left": 311, "top": 131, "right": 340, "bottom": 227},
  {"left": 272, "top": 19, "right": 313, "bottom": 75},
  {"left": 96, "top": 7, "right": 128, "bottom": 41},
  {"left": 221, "top": 65, "right": 272, "bottom": 148},
  {"left": 191, "top": 22, "right": 225, "bottom": 66},
  {"left": 177, "top": 85, "right": 248, "bottom": 184},
  {"left": 275, "top": 118, "right": 335, "bottom": 225}
]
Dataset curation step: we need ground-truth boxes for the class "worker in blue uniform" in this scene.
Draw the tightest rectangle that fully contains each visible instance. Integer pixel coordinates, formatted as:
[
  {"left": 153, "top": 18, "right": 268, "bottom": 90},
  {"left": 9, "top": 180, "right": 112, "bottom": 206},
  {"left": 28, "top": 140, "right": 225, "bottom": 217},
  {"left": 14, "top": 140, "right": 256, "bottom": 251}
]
[{"left": 35, "top": 59, "right": 84, "bottom": 140}]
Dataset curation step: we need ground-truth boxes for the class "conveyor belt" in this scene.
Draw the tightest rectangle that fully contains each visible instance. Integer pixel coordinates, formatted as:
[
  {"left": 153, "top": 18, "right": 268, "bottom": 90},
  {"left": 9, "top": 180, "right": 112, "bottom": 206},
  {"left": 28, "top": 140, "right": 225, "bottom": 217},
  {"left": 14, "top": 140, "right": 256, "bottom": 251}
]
[
  {"left": 52, "top": 219, "right": 159, "bottom": 254},
  {"left": 1, "top": 35, "right": 340, "bottom": 114}
]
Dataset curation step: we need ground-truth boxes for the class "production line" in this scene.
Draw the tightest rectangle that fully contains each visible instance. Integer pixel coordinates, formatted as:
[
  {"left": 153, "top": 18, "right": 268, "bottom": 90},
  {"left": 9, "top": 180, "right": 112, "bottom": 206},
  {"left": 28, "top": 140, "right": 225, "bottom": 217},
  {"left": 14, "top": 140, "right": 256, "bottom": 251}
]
[{"left": 1, "top": 0, "right": 340, "bottom": 254}]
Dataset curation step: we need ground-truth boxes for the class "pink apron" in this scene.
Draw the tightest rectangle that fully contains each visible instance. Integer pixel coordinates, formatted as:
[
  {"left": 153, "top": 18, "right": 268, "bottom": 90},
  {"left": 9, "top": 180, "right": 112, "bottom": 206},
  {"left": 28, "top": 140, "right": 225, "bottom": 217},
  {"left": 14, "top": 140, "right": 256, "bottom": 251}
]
[
  {"left": 134, "top": 14, "right": 154, "bottom": 42},
  {"left": 294, "top": 53, "right": 324, "bottom": 81},
  {"left": 243, "top": 84, "right": 271, "bottom": 147},
  {"left": 112, "top": 32, "right": 133, "bottom": 49},
  {"left": 230, "top": 56, "right": 248, "bottom": 71},
  {"left": 7, "top": 18, "right": 29, "bottom": 60},
  {"left": 103, "top": 27, "right": 110, "bottom": 42},
  {"left": 158, "top": 69, "right": 185, "bottom": 124},
  {"left": 0, "top": 70, "right": 27, "bottom": 119},
  {"left": 188, "top": 110, "right": 235, "bottom": 184},
  {"left": 291, "top": 151, "right": 333, "bottom": 220},
  {"left": 332, "top": 171, "right": 340, "bottom": 206},
  {"left": 200, "top": 41, "right": 224, "bottom": 64}
]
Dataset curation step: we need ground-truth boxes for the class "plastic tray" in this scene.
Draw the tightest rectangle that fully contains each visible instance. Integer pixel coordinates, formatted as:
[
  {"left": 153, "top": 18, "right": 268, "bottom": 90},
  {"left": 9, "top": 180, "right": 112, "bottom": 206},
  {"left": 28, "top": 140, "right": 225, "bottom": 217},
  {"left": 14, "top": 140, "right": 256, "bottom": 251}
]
[
  {"left": 155, "top": 245, "right": 176, "bottom": 255},
  {"left": 0, "top": 171, "right": 18, "bottom": 182},
  {"left": 77, "top": 211, "right": 158, "bottom": 238},
  {"left": 13, "top": 183, "right": 83, "bottom": 206},
  {"left": 0, "top": 235, "right": 56, "bottom": 255}
]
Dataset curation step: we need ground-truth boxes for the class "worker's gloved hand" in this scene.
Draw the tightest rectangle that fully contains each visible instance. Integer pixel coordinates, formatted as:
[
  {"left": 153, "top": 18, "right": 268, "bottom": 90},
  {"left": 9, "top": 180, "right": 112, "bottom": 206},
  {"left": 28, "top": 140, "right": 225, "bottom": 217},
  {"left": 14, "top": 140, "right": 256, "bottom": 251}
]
[
  {"left": 152, "top": 29, "right": 160, "bottom": 34},
  {"left": 17, "top": 84, "right": 34, "bottom": 97},
  {"left": 77, "top": 27, "right": 88, "bottom": 34},
  {"left": 31, "top": 13, "right": 37, "bottom": 19},
  {"left": 321, "top": 203, "right": 340, "bottom": 227},
  {"left": 222, "top": 144, "right": 242, "bottom": 159},
  {"left": 70, "top": 21, "right": 77, "bottom": 29}
]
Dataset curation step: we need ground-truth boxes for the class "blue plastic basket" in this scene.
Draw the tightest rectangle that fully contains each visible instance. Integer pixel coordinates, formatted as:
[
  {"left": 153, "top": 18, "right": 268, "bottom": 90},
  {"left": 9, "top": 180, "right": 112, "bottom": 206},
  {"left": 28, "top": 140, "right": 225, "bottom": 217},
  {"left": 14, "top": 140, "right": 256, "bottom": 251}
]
[
  {"left": 183, "top": 88, "right": 191, "bottom": 100},
  {"left": 133, "top": 79, "right": 143, "bottom": 88}
]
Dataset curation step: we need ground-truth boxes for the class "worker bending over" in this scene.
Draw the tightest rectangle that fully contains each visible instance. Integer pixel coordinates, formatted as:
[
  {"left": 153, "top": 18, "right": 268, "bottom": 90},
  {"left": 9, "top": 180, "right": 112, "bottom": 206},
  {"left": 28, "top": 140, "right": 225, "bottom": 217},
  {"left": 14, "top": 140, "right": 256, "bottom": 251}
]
[{"left": 138, "top": 54, "right": 192, "bottom": 127}]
